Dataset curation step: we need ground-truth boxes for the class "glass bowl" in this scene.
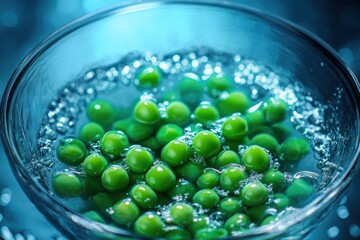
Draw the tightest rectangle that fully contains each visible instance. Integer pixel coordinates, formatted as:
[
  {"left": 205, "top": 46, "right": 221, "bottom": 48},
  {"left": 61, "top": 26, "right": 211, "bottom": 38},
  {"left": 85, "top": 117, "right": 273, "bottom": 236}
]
[{"left": 1, "top": 0, "right": 359, "bottom": 239}]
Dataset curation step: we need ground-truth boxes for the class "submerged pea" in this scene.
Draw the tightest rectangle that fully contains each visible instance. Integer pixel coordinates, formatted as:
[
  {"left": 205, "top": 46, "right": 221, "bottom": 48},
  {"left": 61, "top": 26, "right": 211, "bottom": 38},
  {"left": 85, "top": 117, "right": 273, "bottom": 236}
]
[
  {"left": 193, "top": 130, "right": 221, "bottom": 159},
  {"left": 100, "top": 130, "right": 129, "bottom": 159},
  {"left": 217, "top": 91, "right": 250, "bottom": 116},
  {"left": 146, "top": 164, "right": 176, "bottom": 192},
  {"left": 137, "top": 66, "right": 162, "bottom": 88},
  {"left": 86, "top": 99, "right": 116, "bottom": 128},
  {"left": 57, "top": 137, "right": 86, "bottom": 166},
  {"left": 279, "top": 137, "right": 310, "bottom": 162},
  {"left": 111, "top": 199, "right": 140, "bottom": 225},
  {"left": 134, "top": 212, "right": 165, "bottom": 237},
  {"left": 52, "top": 172, "right": 83, "bottom": 198},
  {"left": 134, "top": 100, "right": 161, "bottom": 125}
]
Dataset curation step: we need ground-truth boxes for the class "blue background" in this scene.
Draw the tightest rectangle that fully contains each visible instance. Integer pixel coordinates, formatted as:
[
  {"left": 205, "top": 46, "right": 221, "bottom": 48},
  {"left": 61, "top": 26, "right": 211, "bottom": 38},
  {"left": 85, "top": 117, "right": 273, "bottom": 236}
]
[{"left": 0, "top": 0, "right": 359, "bottom": 239}]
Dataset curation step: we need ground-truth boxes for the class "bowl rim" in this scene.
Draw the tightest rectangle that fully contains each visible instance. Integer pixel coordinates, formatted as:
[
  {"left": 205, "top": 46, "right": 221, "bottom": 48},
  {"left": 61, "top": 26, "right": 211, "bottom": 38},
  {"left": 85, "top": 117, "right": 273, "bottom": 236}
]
[{"left": 1, "top": 0, "right": 360, "bottom": 238}]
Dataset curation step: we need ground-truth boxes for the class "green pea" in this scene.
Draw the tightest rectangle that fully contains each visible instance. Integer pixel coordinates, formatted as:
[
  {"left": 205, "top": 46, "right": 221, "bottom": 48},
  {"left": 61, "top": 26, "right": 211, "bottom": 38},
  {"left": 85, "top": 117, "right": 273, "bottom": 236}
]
[
  {"left": 263, "top": 97, "right": 288, "bottom": 123},
  {"left": 137, "top": 66, "right": 162, "bottom": 88},
  {"left": 220, "top": 166, "right": 248, "bottom": 193},
  {"left": 164, "top": 226, "right": 192, "bottom": 240},
  {"left": 246, "top": 205, "right": 271, "bottom": 224},
  {"left": 187, "top": 215, "right": 210, "bottom": 235},
  {"left": 166, "top": 101, "right": 191, "bottom": 126},
  {"left": 156, "top": 124, "right": 184, "bottom": 145},
  {"left": 193, "top": 130, "right": 221, "bottom": 159},
  {"left": 130, "top": 183, "right": 158, "bottom": 209},
  {"left": 241, "top": 181, "right": 269, "bottom": 207},
  {"left": 194, "top": 227, "right": 228, "bottom": 239},
  {"left": 261, "top": 215, "right": 279, "bottom": 226},
  {"left": 57, "top": 137, "right": 87, "bottom": 166},
  {"left": 134, "top": 212, "right": 165, "bottom": 237},
  {"left": 206, "top": 73, "right": 232, "bottom": 97},
  {"left": 111, "top": 199, "right": 140, "bottom": 225},
  {"left": 146, "top": 164, "right": 176, "bottom": 192},
  {"left": 168, "top": 179, "right": 197, "bottom": 201},
  {"left": 224, "top": 213, "right": 251, "bottom": 233},
  {"left": 113, "top": 118, "right": 154, "bottom": 142},
  {"left": 218, "top": 197, "right": 244, "bottom": 219},
  {"left": 125, "top": 146, "right": 154, "bottom": 173},
  {"left": 271, "top": 123, "right": 293, "bottom": 143},
  {"left": 196, "top": 169, "right": 220, "bottom": 189},
  {"left": 79, "top": 122, "right": 105, "bottom": 145},
  {"left": 91, "top": 192, "right": 119, "bottom": 213},
  {"left": 261, "top": 168, "right": 285, "bottom": 192},
  {"left": 179, "top": 73, "right": 203, "bottom": 108},
  {"left": 215, "top": 150, "right": 241, "bottom": 169},
  {"left": 194, "top": 103, "right": 220, "bottom": 126},
  {"left": 222, "top": 115, "right": 248, "bottom": 141},
  {"left": 82, "top": 175, "right": 105, "bottom": 197},
  {"left": 250, "top": 133, "right": 280, "bottom": 154},
  {"left": 139, "top": 136, "right": 162, "bottom": 150},
  {"left": 83, "top": 154, "right": 108, "bottom": 177},
  {"left": 101, "top": 165, "right": 129, "bottom": 192},
  {"left": 271, "top": 193, "right": 291, "bottom": 211},
  {"left": 161, "top": 140, "right": 191, "bottom": 167},
  {"left": 100, "top": 131, "right": 129, "bottom": 159},
  {"left": 175, "top": 161, "right": 205, "bottom": 183},
  {"left": 134, "top": 100, "right": 161, "bottom": 125},
  {"left": 245, "top": 109, "right": 265, "bottom": 129},
  {"left": 286, "top": 178, "right": 314, "bottom": 199},
  {"left": 242, "top": 146, "right": 270, "bottom": 173},
  {"left": 170, "top": 202, "right": 194, "bottom": 226},
  {"left": 279, "top": 137, "right": 310, "bottom": 162},
  {"left": 52, "top": 172, "right": 83, "bottom": 198},
  {"left": 216, "top": 91, "right": 250, "bottom": 117},
  {"left": 83, "top": 210, "right": 105, "bottom": 223},
  {"left": 193, "top": 189, "right": 220, "bottom": 209},
  {"left": 86, "top": 99, "right": 116, "bottom": 128}
]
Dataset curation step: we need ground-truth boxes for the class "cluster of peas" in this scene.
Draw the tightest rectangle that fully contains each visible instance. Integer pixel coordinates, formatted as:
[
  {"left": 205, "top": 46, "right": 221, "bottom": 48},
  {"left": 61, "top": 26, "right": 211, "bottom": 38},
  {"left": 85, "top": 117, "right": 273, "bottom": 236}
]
[{"left": 52, "top": 66, "right": 313, "bottom": 239}]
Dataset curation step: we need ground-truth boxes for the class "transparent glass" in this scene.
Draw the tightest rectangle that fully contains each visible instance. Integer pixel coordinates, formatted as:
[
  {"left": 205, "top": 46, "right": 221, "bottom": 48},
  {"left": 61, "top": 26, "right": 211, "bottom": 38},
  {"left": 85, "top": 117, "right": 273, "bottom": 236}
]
[{"left": 1, "top": 0, "right": 359, "bottom": 239}]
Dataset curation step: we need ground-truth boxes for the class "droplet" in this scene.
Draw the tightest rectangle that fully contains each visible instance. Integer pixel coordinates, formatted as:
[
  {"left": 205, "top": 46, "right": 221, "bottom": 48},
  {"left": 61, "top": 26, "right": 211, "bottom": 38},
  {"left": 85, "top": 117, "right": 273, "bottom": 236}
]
[
  {"left": 1, "top": 226, "right": 14, "bottom": 240},
  {"left": 349, "top": 224, "right": 360, "bottom": 238},
  {"left": 14, "top": 233, "right": 25, "bottom": 240},
  {"left": 337, "top": 205, "right": 349, "bottom": 219},
  {"left": 327, "top": 226, "right": 339, "bottom": 238},
  {"left": 0, "top": 188, "right": 12, "bottom": 206}
]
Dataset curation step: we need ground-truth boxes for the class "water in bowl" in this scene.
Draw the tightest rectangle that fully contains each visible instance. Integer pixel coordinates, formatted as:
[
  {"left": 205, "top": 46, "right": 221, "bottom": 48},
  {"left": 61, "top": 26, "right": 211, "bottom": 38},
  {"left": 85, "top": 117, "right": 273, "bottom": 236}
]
[{"left": 34, "top": 47, "right": 338, "bottom": 237}]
